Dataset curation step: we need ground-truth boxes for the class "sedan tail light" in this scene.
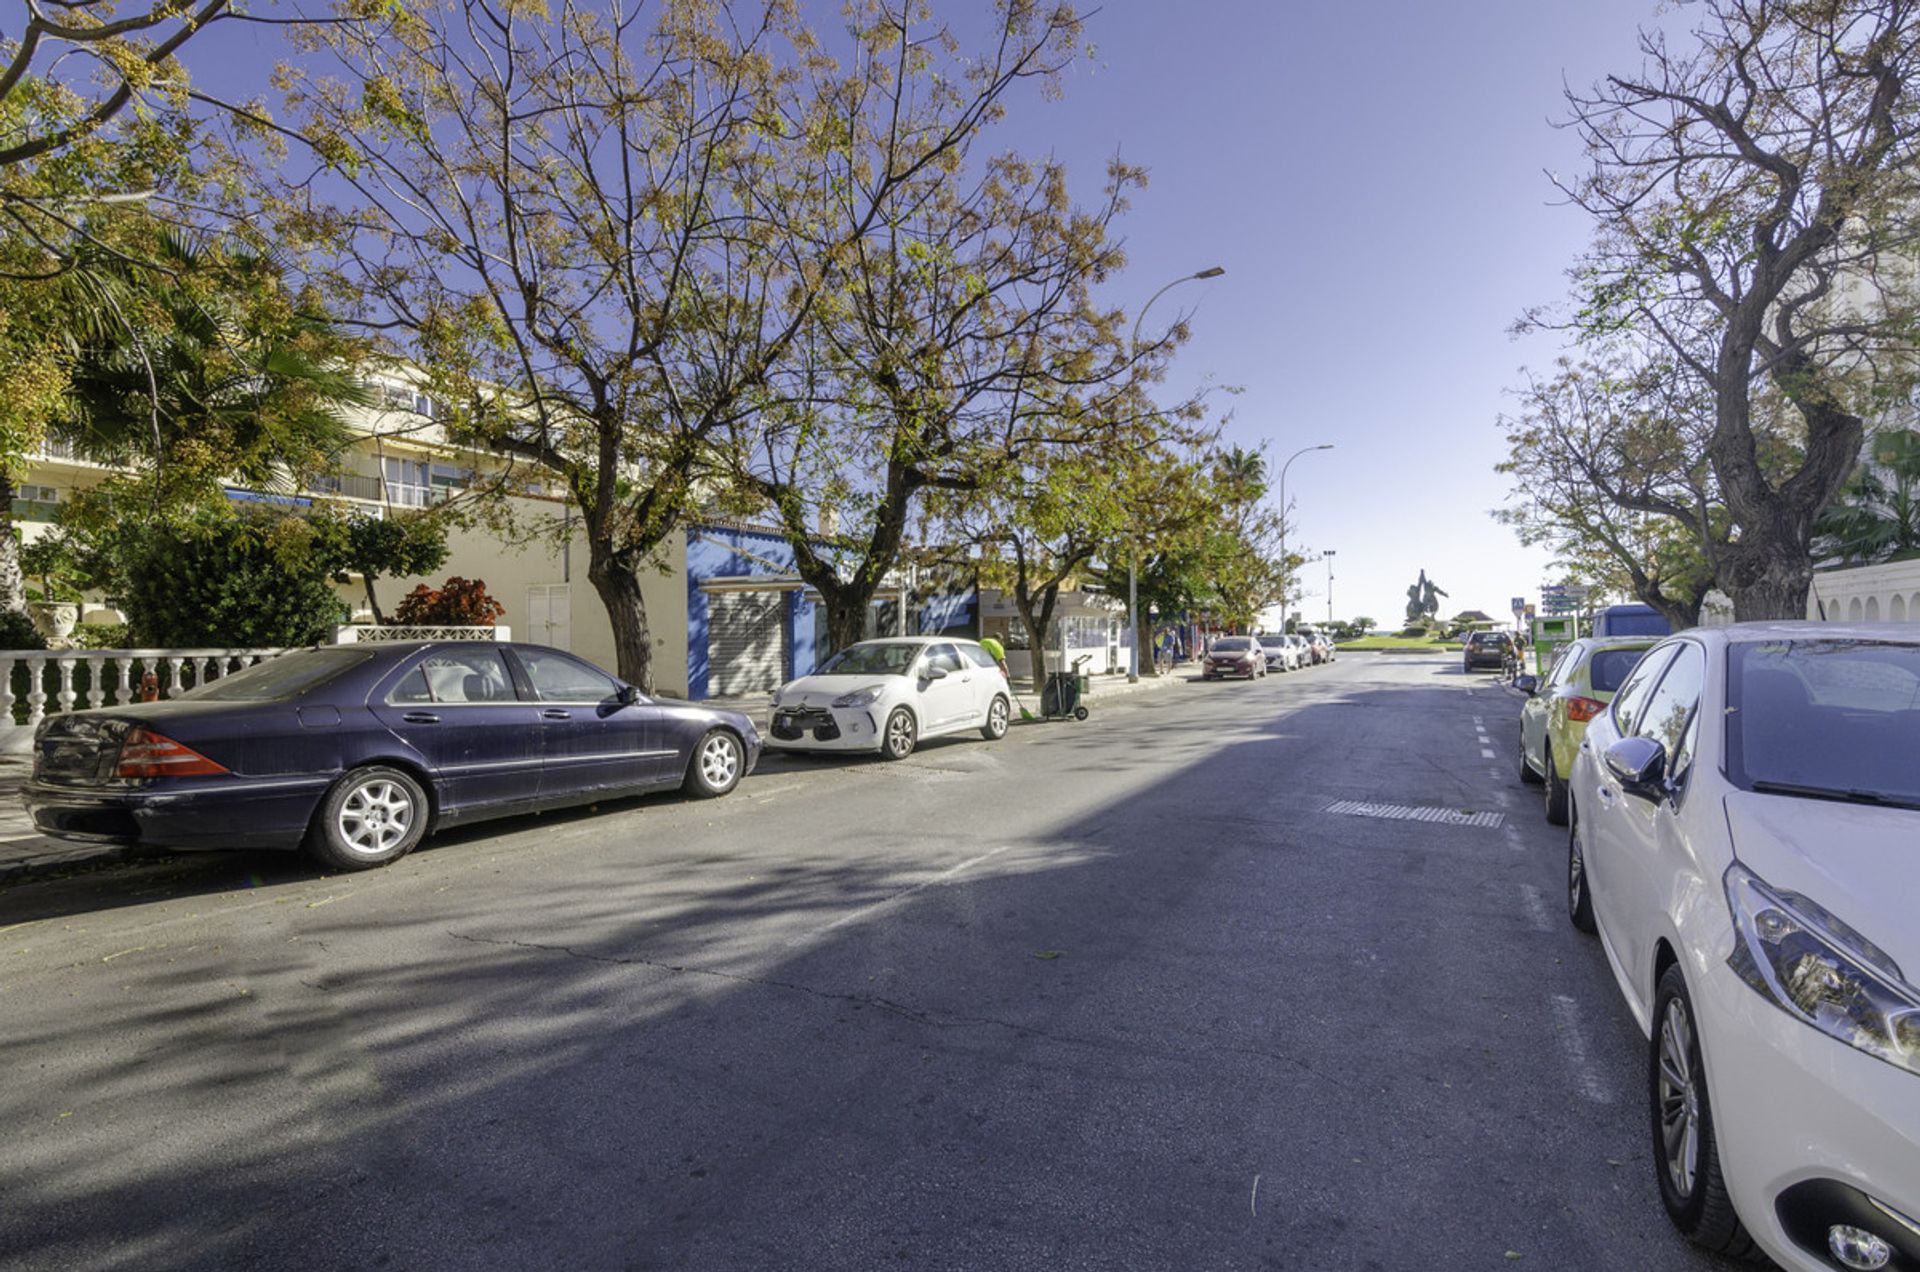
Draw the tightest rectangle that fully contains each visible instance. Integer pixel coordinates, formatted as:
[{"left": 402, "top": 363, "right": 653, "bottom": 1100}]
[
  {"left": 1565, "top": 696, "right": 1606, "bottom": 723},
  {"left": 117, "top": 727, "right": 229, "bottom": 779}
]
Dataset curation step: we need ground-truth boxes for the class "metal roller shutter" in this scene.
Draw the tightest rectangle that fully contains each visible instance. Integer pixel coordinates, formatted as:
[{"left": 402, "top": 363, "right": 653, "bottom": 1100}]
[{"left": 708, "top": 591, "right": 786, "bottom": 696}]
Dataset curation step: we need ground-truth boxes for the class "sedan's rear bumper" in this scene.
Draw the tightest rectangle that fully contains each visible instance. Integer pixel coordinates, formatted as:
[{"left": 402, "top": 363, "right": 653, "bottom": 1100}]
[{"left": 23, "top": 776, "right": 329, "bottom": 851}]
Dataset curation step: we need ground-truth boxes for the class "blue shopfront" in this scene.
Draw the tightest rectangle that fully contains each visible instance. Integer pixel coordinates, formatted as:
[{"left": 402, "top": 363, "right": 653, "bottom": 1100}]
[{"left": 686, "top": 523, "right": 978, "bottom": 700}]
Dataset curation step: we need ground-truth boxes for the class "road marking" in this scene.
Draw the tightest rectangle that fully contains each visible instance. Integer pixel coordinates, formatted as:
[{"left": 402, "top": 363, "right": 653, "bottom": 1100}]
[
  {"left": 798, "top": 845, "right": 1016, "bottom": 942},
  {"left": 1550, "top": 993, "right": 1613, "bottom": 1104},
  {"left": 1250, "top": 1173, "right": 1261, "bottom": 1217},
  {"left": 1479, "top": 748, "right": 1496, "bottom": 759},
  {"left": 1519, "top": 884, "right": 1552, "bottom": 932}
]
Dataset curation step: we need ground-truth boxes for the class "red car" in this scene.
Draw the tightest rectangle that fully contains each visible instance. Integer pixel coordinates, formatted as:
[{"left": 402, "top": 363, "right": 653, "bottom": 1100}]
[{"left": 1203, "top": 636, "right": 1267, "bottom": 680}]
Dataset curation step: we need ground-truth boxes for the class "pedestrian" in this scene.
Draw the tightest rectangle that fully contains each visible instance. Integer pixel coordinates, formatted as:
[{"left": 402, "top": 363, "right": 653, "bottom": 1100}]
[{"left": 978, "top": 634, "right": 1011, "bottom": 682}]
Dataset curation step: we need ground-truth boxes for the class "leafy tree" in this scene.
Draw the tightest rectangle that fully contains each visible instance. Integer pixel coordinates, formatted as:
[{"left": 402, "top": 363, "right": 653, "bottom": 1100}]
[
  {"left": 311, "top": 508, "right": 451, "bottom": 623},
  {"left": 1497, "top": 355, "right": 1719, "bottom": 630},
  {"left": 1547, "top": 0, "right": 1920, "bottom": 619},
  {"left": 268, "top": 0, "right": 1084, "bottom": 691}
]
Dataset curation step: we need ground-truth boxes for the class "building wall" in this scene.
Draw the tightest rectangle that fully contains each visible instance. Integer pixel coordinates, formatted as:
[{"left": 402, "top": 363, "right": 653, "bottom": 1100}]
[
  {"left": 1808, "top": 560, "right": 1920, "bottom": 623},
  {"left": 685, "top": 523, "right": 820, "bottom": 700}
]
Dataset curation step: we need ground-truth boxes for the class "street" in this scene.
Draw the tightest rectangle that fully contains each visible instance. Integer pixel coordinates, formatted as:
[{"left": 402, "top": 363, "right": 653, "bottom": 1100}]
[{"left": 1, "top": 658, "right": 1732, "bottom": 1271}]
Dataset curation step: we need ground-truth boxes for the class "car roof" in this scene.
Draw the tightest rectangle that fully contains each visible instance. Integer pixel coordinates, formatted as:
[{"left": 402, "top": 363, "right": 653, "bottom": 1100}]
[
  {"left": 1669, "top": 621, "right": 1920, "bottom": 648},
  {"left": 848, "top": 636, "right": 979, "bottom": 646}
]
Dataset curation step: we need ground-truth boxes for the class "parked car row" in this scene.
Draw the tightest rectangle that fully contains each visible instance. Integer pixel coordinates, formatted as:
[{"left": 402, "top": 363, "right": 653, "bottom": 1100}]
[
  {"left": 23, "top": 635, "right": 1023, "bottom": 873},
  {"left": 1510, "top": 622, "right": 1920, "bottom": 1272},
  {"left": 1203, "top": 632, "right": 1337, "bottom": 680}
]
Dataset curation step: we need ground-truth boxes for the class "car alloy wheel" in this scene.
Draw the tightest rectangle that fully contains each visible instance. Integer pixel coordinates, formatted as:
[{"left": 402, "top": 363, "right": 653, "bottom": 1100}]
[
  {"left": 882, "top": 707, "right": 917, "bottom": 760},
  {"left": 684, "top": 729, "right": 743, "bottom": 798},
  {"left": 340, "top": 778, "right": 414, "bottom": 855},
  {"left": 1649, "top": 965, "right": 1755, "bottom": 1256},
  {"left": 309, "top": 765, "right": 429, "bottom": 871},
  {"left": 981, "top": 695, "right": 1010, "bottom": 741}
]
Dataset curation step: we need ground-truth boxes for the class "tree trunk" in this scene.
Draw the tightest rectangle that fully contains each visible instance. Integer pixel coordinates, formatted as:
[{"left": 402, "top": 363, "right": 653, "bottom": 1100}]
[
  {"left": 822, "top": 593, "right": 868, "bottom": 657},
  {"left": 586, "top": 540, "right": 655, "bottom": 691},
  {"left": 362, "top": 573, "right": 385, "bottom": 625},
  {"left": 1012, "top": 585, "right": 1059, "bottom": 695},
  {"left": 0, "top": 473, "right": 23, "bottom": 616},
  {"left": 1639, "top": 589, "right": 1704, "bottom": 633},
  {"left": 1725, "top": 545, "right": 1815, "bottom": 622}
]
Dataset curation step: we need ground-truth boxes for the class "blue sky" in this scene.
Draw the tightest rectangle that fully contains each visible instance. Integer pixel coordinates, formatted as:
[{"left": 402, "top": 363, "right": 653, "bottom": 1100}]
[
  {"left": 198, "top": 0, "right": 1666, "bottom": 628},
  {"left": 976, "top": 0, "right": 1665, "bottom": 626}
]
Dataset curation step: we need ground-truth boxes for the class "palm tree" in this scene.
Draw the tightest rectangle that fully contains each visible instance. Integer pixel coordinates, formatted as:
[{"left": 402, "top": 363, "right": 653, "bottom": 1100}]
[
  {"left": 1816, "top": 430, "right": 1920, "bottom": 565},
  {"left": 1215, "top": 445, "right": 1268, "bottom": 504}
]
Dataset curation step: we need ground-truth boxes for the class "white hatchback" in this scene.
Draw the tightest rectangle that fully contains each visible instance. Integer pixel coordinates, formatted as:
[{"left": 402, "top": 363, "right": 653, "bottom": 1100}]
[
  {"left": 1567, "top": 622, "right": 1920, "bottom": 1271},
  {"left": 767, "top": 637, "right": 1011, "bottom": 760}
]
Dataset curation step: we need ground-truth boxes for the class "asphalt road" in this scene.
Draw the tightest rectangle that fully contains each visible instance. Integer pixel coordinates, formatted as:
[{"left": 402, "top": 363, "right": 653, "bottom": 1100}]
[{"left": 0, "top": 657, "right": 1742, "bottom": 1271}]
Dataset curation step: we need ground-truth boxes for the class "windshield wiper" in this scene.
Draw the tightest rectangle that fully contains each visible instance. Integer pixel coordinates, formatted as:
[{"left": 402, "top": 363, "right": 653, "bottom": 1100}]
[{"left": 1748, "top": 780, "right": 1920, "bottom": 810}]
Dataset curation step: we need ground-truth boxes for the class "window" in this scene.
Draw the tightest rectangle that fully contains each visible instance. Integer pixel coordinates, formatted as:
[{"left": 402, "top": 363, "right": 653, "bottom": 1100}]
[
  {"left": 922, "top": 643, "right": 963, "bottom": 675},
  {"left": 1587, "top": 647, "right": 1650, "bottom": 694},
  {"left": 518, "top": 648, "right": 620, "bottom": 702},
  {"left": 402, "top": 649, "right": 516, "bottom": 704},
  {"left": 961, "top": 645, "right": 1000, "bottom": 670},
  {"left": 389, "top": 667, "right": 434, "bottom": 704},
  {"left": 181, "top": 649, "right": 378, "bottom": 701},
  {"left": 1544, "top": 644, "right": 1576, "bottom": 688},
  {"left": 1635, "top": 643, "right": 1705, "bottom": 762},
  {"left": 1611, "top": 644, "right": 1679, "bottom": 737}
]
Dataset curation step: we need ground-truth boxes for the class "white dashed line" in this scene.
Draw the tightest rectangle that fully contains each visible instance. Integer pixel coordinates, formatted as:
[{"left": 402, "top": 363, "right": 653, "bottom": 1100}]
[
  {"left": 796, "top": 845, "right": 1016, "bottom": 942},
  {"left": 1551, "top": 993, "right": 1614, "bottom": 1104},
  {"left": 1479, "top": 748, "right": 1497, "bottom": 759}
]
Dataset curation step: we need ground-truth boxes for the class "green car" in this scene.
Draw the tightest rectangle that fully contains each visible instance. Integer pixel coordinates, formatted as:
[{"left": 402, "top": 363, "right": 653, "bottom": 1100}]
[{"left": 1512, "top": 636, "right": 1658, "bottom": 825}]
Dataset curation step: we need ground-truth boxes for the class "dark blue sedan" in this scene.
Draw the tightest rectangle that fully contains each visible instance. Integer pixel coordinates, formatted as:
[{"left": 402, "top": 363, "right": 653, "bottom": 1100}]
[{"left": 22, "top": 642, "right": 762, "bottom": 871}]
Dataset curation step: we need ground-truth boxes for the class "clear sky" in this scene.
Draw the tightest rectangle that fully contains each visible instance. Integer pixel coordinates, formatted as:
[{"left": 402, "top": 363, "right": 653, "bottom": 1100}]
[
  {"left": 194, "top": 0, "right": 1668, "bottom": 629},
  {"left": 975, "top": 0, "right": 1665, "bottom": 628}
]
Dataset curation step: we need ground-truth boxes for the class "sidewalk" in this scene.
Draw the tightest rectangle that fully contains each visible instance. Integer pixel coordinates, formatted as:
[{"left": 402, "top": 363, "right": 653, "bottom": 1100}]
[{"left": 0, "top": 670, "right": 1190, "bottom": 886}]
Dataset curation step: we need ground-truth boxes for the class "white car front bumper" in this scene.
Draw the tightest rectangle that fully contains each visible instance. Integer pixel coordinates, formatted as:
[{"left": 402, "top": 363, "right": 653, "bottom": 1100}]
[
  {"left": 1694, "top": 955, "right": 1920, "bottom": 1270},
  {"left": 766, "top": 703, "right": 886, "bottom": 753}
]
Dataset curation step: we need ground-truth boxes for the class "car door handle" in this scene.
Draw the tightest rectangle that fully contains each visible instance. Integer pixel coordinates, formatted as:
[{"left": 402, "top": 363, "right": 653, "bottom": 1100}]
[
  {"left": 403, "top": 712, "right": 440, "bottom": 724},
  {"left": 541, "top": 709, "right": 572, "bottom": 720}
]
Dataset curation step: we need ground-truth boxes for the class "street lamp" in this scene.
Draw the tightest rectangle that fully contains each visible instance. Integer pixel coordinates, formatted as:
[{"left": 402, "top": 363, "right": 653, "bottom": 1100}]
[
  {"left": 1127, "top": 264, "right": 1226, "bottom": 682},
  {"left": 1277, "top": 443, "right": 1333, "bottom": 630},
  {"left": 1324, "top": 549, "right": 1337, "bottom": 627}
]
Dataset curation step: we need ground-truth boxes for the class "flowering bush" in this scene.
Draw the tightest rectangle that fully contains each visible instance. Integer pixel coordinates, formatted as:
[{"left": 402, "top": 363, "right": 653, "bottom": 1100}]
[{"left": 392, "top": 576, "right": 505, "bottom": 626}]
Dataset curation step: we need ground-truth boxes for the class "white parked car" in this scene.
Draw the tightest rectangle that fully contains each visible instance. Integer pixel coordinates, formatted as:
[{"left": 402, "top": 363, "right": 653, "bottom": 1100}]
[
  {"left": 768, "top": 637, "right": 1011, "bottom": 760},
  {"left": 1263, "top": 636, "right": 1302, "bottom": 673},
  {"left": 1566, "top": 622, "right": 1920, "bottom": 1271}
]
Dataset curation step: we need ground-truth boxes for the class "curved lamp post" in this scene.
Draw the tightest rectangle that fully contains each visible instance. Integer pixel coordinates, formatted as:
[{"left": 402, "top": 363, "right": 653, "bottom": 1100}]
[
  {"left": 1277, "top": 443, "right": 1333, "bottom": 630},
  {"left": 1127, "top": 265, "right": 1225, "bottom": 681}
]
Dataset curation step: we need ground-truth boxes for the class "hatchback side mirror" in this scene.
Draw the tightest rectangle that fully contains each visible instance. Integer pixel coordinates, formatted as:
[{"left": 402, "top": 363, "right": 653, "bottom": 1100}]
[
  {"left": 1604, "top": 736, "right": 1668, "bottom": 800},
  {"left": 1511, "top": 674, "right": 1539, "bottom": 696},
  {"left": 923, "top": 665, "right": 948, "bottom": 680}
]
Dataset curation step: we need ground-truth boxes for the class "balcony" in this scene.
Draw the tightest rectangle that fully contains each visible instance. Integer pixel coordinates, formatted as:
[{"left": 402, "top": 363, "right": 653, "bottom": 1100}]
[{"left": 306, "top": 472, "right": 386, "bottom": 503}]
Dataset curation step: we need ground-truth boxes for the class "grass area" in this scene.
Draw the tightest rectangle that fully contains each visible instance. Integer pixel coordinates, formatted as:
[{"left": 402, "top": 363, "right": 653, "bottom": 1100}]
[{"left": 1340, "top": 635, "right": 1463, "bottom": 652}]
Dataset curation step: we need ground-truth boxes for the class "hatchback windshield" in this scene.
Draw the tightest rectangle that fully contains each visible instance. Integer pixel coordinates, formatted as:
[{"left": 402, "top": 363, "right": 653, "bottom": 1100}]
[
  {"left": 177, "top": 648, "right": 379, "bottom": 701},
  {"left": 1730, "top": 639, "right": 1920, "bottom": 806},
  {"left": 816, "top": 643, "right": 922, "bottom": 675},
  {"left": 1212, "top": 638, "right": 1252, "bottom": 652}
]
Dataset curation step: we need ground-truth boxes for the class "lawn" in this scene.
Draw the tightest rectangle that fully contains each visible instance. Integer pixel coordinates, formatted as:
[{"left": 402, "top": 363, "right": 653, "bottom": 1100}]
[{"left": 1340, "top": 635, "right": 1463, "bottom": 652}]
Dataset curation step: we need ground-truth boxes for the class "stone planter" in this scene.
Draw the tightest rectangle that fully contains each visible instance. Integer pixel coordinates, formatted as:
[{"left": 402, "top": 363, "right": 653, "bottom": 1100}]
[{"left": 29, "top": 602, "right": 79, "bottom": 641}]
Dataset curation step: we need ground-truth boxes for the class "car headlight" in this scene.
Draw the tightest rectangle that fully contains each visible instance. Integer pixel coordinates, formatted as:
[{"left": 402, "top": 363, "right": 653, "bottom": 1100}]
[
  {"left": 1725, "top": 863, "right": 1920, "bottom": 1076},
  {"left": 831, "top": 685, "right": 884, "bottom": 708},
  {"left": 769, "top": 687, "right": 783, "bottom": 707}
]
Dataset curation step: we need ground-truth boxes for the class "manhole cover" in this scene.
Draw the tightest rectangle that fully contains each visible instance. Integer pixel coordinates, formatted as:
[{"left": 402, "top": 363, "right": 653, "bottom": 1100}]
[{"left": 1324, "top": 800, "right": 1504, "bottom": 829}]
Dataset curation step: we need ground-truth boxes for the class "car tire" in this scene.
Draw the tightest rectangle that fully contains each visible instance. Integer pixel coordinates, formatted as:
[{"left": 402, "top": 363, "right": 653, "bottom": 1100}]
[
  {"left": 1567, "top": 798, "right": 1596, "bottom": 934},
  {"left": 1544, "top": 743, "right": 1569, "bottom": 826},
  {"left": 1519, "top": 730, "right": 1544, "bottom": 784},
  {"left": 1650, "top": 964, "right": 1760, "bottom": 1260},
  {"left": 881, "top": 707, "right": 917, "bottom": 760},
  {"left": 980, "top": 695, "right": 1010, "bottom": 740},
  {"left": 683, "top": 729, "right": 744, "bottom": 798},
  {"left": 308, "top": 765, "right": 429, "bottom": 872}
]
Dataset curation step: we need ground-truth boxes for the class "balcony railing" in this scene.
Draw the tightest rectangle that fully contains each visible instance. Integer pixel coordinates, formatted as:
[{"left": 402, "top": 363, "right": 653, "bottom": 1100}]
[
  {"left": 306, "top": 472, "right": 386, "bottom": 502},
  {"left": 1, "top": 648, "right": 288, "bottom": 750}
]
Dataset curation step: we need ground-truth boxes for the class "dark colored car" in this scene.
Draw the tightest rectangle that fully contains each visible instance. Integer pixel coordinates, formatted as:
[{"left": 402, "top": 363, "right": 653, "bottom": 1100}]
[
  {"left": 1204, "top": 636, "right": 1266, "bottom": 680},
  {"left": 22, "top": 642, "right": 762, "bottom": 871},
  {"left": 1462, "top": 630, "right": 1517, "bottom": 673}
]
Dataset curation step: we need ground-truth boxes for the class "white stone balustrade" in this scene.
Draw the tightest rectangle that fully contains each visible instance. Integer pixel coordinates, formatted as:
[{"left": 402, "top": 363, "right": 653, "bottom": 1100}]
[{"left": 0, "top": 648, "right": 287, "bottom": 753}]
